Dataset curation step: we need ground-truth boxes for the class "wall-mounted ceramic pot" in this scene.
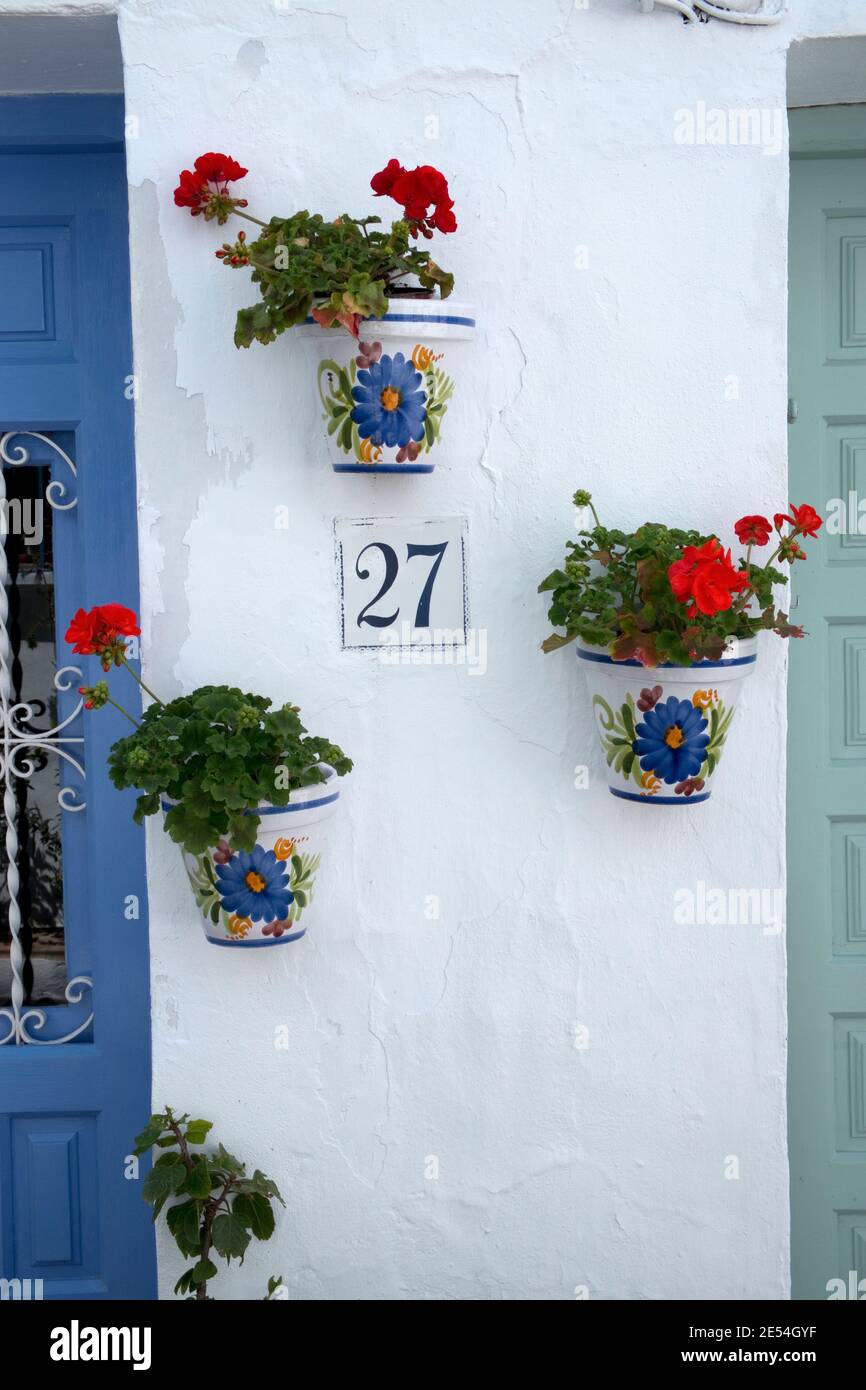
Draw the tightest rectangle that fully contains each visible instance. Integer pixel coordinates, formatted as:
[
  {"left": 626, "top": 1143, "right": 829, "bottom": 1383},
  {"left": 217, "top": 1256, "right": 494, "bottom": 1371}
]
[
  {"left": 578, "top": 638, "right": 757, "bottom": 804},
  {"left": 167, "top": 766, "right": 341, "bottom": 945},
  {"left": 302, "top": 296, "right": 475, "bottom": 473}
]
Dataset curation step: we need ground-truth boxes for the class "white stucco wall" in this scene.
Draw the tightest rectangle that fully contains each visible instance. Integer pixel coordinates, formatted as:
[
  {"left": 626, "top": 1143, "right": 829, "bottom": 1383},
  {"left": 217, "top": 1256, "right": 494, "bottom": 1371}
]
[{"left": 4, "top": 0, "right": 865, "bottom": 1300}]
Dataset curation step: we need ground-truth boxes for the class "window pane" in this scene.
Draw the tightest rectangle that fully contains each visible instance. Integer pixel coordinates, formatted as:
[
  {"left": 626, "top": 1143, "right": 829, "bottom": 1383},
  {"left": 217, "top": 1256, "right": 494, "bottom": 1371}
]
[{"left": 0, "top": 461, "right": 66, "bottom": 1005}]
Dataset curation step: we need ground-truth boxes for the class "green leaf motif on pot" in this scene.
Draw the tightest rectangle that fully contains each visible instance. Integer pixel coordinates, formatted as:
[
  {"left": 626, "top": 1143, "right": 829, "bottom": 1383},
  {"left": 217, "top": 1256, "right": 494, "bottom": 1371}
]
[
  {"left": 592, "top": 693, "right": 644, "bottom": 789},
  {"left": 699, "top": 694, "right": 735, "bottom": 779},
  {"left": 280, "top": 850, "right": 321, "bottom": 926}
]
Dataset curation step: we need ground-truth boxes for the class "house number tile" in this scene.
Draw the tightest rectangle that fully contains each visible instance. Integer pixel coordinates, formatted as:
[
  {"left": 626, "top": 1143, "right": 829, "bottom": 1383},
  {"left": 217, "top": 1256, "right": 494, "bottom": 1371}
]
[{"left": 334, "top": 516, "right": 469, "bottom": 653}]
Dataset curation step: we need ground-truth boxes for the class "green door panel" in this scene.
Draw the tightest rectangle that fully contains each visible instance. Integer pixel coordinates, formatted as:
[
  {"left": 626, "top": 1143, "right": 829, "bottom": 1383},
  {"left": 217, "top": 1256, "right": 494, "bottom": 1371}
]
[{"left": 788, "top": 108, "right": 866, "bottom": 1301}]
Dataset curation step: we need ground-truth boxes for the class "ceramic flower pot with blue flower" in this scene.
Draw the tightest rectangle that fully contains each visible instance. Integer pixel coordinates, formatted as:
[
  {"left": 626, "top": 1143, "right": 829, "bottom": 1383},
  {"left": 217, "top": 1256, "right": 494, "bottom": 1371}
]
[
  {"left": 302, "top": 296, "right": 475, "bottom": 473},
  {"left": 167, "top": 766, "right": 341, "bottom": 946},
  {"left": 578, "top": 638, "right": 757, "bottom": 804}
]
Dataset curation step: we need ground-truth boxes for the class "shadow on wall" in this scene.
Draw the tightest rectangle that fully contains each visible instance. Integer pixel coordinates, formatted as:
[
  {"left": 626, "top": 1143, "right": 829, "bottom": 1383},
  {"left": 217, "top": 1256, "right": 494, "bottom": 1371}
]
[{"left": 0, "top": 14, "right": 123, "bottom": 96}]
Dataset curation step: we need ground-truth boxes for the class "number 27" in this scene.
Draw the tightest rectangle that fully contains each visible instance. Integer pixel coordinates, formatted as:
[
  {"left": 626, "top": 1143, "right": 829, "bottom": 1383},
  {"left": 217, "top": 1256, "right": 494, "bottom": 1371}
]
[{"left": 356, "top": 542, "right": 448, "bottom": 629}]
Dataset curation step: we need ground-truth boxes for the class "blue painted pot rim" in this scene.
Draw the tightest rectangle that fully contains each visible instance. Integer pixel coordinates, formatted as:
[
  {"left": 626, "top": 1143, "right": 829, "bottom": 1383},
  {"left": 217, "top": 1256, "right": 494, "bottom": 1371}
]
[
  {"left": 577, "top": 645, "right": 757, "bottom": 670},
  {"left": 610, "top": 787, "right": 711, "bottom": 806},
  {"left": 332, "top": 462, "right": 435, "bottom": 474},
  {"left": 163, "top": 790, "right": 340, "bottom": 816},
  {"left": 305, "top": 311, "right": 476, "bottom": 328},
  {"left": 297, "top": 295, "right": 475, "bottom": 340},
  {"left": 162, "top": 764, "right": 340, "bottom": 817}
]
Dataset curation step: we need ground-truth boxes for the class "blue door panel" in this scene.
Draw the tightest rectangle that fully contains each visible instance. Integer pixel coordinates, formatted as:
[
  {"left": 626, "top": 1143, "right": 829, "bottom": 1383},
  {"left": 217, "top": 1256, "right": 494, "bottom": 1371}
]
[{"left": 0, "top": 98, "right": 155, "bottom": 1300}]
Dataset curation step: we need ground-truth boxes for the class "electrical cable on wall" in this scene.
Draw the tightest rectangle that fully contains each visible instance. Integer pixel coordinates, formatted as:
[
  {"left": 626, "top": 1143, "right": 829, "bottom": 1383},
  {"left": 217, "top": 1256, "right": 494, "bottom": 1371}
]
[{"left": 639, "top": 0, "right": 786, "bottom": 23}]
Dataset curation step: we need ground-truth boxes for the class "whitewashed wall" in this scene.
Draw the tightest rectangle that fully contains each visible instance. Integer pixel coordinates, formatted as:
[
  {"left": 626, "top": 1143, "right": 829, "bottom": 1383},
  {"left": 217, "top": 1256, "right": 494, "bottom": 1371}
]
[{"left": 4, "top": 0, "right": 864, "bottom": 1300}]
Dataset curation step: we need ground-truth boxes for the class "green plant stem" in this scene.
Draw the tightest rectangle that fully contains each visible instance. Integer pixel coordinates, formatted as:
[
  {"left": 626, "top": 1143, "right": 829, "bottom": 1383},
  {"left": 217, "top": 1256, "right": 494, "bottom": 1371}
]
[
  {"left": 107, "top": 695, "right": 140, "bottom": 728},
  {"left": 166, "top": 1109, "right": 218, "bottom": 1302},
  {"left": 119, "top": 655, "right": 164, "bottom": 706},
  {"left": 196, "top": 1178, "right": 234, "bottom": 1302},
  {"left": 730, "top": 534, "right": 788, "bottom": 619},
  {"left": 166, "top": 1109, "right": 195, "bottom": 1173},
  {"left": 231, "top": 208, "right": 269, "bottom": 230}
]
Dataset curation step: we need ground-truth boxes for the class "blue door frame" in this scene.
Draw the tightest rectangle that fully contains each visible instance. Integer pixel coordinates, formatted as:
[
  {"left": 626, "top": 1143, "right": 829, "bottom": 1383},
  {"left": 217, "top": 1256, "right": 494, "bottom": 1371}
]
[{"left": 0, "top": 96, "right": 155, "bottom": 1299}]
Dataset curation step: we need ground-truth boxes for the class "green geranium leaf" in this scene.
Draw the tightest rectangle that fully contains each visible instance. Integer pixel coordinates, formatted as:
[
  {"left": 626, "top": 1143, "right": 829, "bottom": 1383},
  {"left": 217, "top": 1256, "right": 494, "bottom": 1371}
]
[
  {"left": 181, "top": 1157, "right": 213, "bottom": 1199},
  {"left": 166, "top": 1198, "right": 203, "bottom": 1258},
  {"left": 211, "top": 1212, "right": 251, "bottom": 1263},
  {"left": 192, "top": 1258, "right": 218, "bottom": 1285},
  {"left": 142, "top": 1159, "right": 185, "bottom": 1207},
  {"left": 132, "top": 1119, "right": 165, "bottom": 1155},
  {"left": 233, "top": 1191, "right": 276, "bottom": 1240},
  {"left": 214, "top": 1143, "right": 245, "bottom": 1175},
  {"left": 107, "top": 685, "right": 351, "bottom": 856}
]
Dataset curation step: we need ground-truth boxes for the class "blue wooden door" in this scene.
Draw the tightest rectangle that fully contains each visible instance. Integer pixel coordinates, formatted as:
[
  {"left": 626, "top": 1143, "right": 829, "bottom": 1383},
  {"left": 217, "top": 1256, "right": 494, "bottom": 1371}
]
[
  {"left": 788, "top": 108, "right": 866, "bottom": 1300},
  {"left": 0, "top": 98, "right": 155, "bottom": 1299}
]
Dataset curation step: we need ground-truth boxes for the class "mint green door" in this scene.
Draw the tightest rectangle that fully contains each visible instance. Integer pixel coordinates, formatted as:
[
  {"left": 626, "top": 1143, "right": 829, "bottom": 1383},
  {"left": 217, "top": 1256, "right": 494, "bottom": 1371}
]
[{"left": 788, "top": 108, "right": 866, "bottom": 1300}]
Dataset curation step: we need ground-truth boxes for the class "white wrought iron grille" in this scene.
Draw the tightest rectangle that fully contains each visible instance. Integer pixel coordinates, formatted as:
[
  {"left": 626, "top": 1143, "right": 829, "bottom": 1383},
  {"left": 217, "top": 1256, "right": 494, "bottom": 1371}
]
[{"left": 0, "top": 431, "right": 91, "bottom": 1044}]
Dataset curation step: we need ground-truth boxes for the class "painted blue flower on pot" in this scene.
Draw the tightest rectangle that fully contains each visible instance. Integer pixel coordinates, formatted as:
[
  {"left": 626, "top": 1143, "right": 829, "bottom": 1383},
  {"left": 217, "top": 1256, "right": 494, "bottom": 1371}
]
[
  {"left": 215, "top": 844, "right": 294, "bottom": 923},
  {"left": 632, "top": 695, "right": 710, "bottom": 785},
  {"left": 350, "top": 351, "right": 426, "bottom": 448}
]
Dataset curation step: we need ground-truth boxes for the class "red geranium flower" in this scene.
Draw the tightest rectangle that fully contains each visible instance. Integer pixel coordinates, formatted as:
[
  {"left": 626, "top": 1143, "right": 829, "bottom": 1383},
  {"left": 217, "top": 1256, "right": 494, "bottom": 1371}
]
[
  {"left": 788, "top": 503, "right": 822, "bottom": 538},
  {"left": 65, "top": 603, "right": 140, "bottom": 659},
  {"left": 430, "top": 201, "right": 457, "bottom": 233},
  {"left": 174, "top": 154, "right": 248, "bottom": 219},
  {"left": 774, "top": 504, "right": 823, "bottom": 538},
  {"left": 393, "top": 164, "right": 448, "bottom": 210},
  {"left": 370, "top": 161, "right": 457, "bottom": 237},
  {"left": 734, "top": 514, "right": 772, "bottom": 547},
  {"left": 66, "top": 607, "right": 101, "bottom": 654},
  {"left": 370, "top": 158, "right": 405, "bottom": 197},
  {"left": 174, "top": 168, "right": 209, "bottom": 212},
  {"left": 96, "top": 603, "right": 140, "bottom": 639},
  {"left": 193, "top": 152, "right": 248, "bottom": 185},
  {"left": 668, "top": 539, "right": 719, "bottom": 602},
  {"left": 668, "top": 539, "right": 751, "bottom": 617}
]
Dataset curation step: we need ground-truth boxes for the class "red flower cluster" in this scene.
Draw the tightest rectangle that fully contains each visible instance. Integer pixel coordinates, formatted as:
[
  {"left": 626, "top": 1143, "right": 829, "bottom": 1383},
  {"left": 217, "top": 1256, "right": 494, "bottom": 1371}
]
[
  {"left": 66, "top": 603, "right": 140, "bottom": 670},
  {"left": 370, "top": 159, "right": 457, "bottom": 237},
  {"left": 668, "top": 539, "right": 750, "bottom": 618},
  {"left": 667, "top": 503, "right": 823, "bottom": 619},
  {"left": 174, "top": 153, "right": 248, "bottom": 218},
  {"left": 733, "top": 506, "right": 823, "bottom": 550}
]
